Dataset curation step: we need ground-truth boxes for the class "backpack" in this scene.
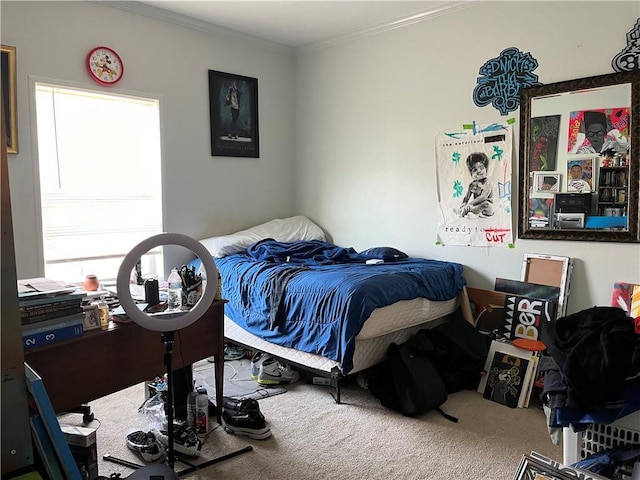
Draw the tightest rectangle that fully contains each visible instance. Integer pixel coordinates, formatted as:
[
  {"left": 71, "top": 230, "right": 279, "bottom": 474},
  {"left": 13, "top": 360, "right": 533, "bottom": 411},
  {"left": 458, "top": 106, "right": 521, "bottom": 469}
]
[
  {"left": 367, "top": 335, "right": 457, "bottom": 421},
  {"left": 415, "top": 310, "right": 488, "bottom": 393}
]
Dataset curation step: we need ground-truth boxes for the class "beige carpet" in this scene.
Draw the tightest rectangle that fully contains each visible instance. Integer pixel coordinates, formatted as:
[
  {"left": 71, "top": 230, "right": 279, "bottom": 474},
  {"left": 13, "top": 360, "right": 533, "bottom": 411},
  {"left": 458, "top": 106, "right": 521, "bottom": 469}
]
[{"left": 58, "top": 374, "right": 563, "bottom": 480}]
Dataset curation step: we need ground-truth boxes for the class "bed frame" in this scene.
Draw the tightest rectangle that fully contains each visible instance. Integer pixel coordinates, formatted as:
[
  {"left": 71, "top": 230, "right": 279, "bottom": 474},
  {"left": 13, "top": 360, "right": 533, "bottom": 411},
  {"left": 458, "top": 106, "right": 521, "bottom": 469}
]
[{"left": 224, "top": 296, "right": 460, "bottom": 403}]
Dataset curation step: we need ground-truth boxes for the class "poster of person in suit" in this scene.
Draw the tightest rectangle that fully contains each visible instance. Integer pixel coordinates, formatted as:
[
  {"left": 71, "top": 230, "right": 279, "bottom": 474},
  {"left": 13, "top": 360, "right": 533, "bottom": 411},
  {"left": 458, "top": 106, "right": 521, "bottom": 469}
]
[
  {"left": 436, "top": 123, "right": 513, "bottom": 247},
  {"left": 208, "top": 70, "right": 259, "bottom": 158}
]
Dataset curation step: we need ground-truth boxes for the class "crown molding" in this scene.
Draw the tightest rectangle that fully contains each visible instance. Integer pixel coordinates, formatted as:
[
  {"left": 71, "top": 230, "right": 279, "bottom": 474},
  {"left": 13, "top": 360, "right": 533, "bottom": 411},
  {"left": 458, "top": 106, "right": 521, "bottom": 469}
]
[
  {"left": 97, "top": 1, "right": 480, "bottom": 57},
  {"left": 97, "top": 1, "right": 294, "bottom": 55},
  {"left": 295, "top": 1, "right": 480, "bottom": 56}
]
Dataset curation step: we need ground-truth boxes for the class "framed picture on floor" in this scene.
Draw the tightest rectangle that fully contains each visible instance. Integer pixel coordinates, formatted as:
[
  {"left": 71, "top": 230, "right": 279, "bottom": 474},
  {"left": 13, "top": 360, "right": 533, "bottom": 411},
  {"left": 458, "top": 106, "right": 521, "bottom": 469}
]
[
  {"left": 1, "top": 44, "right": 18, "bottom": 154},
  {"left": 208, "top": 70, "right": 259, "bottom": 158}
]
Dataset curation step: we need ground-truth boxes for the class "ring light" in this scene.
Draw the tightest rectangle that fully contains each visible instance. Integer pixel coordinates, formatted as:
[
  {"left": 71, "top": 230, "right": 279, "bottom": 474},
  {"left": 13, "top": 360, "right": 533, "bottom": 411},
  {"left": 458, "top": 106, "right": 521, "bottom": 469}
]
[{"left": 116, "top": 233, "right": 218, "bottom": 332}]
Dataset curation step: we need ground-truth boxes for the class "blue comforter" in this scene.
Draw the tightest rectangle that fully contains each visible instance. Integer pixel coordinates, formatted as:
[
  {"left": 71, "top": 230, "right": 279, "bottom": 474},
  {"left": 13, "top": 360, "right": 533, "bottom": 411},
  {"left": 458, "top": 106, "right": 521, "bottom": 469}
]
[{"left": 213, "top": 240, "right": 465, "bottom": 373}]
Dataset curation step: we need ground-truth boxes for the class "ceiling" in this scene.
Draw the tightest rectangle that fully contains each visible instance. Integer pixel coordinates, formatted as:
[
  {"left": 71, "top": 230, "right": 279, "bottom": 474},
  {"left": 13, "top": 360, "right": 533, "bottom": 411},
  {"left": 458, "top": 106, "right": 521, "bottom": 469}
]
[{"left": 136, "top": 1, "right": 473, "bottom": 49}]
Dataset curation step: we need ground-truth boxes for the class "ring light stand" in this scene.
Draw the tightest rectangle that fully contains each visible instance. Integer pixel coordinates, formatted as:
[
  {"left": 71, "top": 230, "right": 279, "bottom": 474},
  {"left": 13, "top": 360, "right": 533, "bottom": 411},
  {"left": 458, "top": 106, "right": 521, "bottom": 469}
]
[{"left": 110, "top": 234, "right": 250, "bottom": 478}]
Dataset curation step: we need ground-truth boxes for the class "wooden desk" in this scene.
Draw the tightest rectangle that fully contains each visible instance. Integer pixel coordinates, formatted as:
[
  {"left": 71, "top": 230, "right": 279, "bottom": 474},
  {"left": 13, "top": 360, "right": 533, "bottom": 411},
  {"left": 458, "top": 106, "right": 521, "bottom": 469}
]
[{"left": 23, "top": 300, "right": 225, "bottom": 423}]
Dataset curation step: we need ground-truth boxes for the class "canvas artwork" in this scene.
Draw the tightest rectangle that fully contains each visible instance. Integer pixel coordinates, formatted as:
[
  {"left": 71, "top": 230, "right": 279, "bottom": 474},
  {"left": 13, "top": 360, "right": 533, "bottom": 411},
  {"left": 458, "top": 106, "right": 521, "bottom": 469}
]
[
  {"left": 567, "top": 107, "right": 630, "bottom": 155},
  {"left": 610, "top": 281, "right": 637, "bottom": 314},
  {"left": 480, "top": 343, "right": 531, "bottom": 409},
  {"left": 530, "top": 115, "right": 560, "bottom": 171},
  {"left": 503, "top": 294, "right": 555, "bottom": 341},
  {"left": 435, "top": 123, "right": 513, "bottom": 247},
  {"left": 494, "top": 278, "right": 561, "bottom": 308},
  {"left": 465, "top": 287, "right": 508, "bottom": 332},
  {"left": 566, "top": 158, "right": 593, "bottom": 193}
]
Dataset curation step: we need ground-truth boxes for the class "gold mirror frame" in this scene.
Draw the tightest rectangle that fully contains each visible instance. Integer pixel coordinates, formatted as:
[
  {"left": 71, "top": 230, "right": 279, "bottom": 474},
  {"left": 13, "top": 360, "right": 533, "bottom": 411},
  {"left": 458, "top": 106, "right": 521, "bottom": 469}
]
[{"left": 518, "top": 71, "right": 640, "bottom": 243}]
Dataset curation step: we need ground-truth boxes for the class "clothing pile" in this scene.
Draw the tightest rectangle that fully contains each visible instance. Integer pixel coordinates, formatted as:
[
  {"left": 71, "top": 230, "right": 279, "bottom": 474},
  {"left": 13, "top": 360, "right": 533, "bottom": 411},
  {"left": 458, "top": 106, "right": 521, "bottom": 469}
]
[{"left": 538, "top": 306, "right": 640, "bottom": 434}]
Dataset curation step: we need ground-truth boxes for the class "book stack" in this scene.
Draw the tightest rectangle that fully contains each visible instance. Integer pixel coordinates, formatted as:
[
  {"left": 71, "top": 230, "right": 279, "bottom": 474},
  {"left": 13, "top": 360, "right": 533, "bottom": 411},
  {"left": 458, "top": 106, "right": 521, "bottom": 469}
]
[{"left": 20, "top": 292, "right": 85, "bottom": 350}]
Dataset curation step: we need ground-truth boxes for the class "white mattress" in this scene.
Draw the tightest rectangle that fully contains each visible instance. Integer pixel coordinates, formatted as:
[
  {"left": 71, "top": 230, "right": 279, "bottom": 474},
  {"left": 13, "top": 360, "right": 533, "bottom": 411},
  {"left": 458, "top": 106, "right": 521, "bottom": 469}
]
[{"left": 224, "top": 296, "right": 459, "bottom": 375}]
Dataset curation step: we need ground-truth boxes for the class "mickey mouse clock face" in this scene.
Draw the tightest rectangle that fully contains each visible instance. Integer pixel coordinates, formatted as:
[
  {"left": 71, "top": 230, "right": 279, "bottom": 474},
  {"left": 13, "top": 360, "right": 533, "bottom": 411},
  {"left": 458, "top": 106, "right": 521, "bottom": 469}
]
[{"left": 86, "top": 46, "right": 124, "bottom": 85}]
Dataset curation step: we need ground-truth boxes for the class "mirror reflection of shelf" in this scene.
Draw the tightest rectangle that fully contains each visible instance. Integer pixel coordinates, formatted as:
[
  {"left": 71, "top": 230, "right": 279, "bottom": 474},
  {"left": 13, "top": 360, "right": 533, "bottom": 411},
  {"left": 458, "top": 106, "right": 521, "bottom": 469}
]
[{"left": 597, "top": 165, "right": 628, "bottom": 216}]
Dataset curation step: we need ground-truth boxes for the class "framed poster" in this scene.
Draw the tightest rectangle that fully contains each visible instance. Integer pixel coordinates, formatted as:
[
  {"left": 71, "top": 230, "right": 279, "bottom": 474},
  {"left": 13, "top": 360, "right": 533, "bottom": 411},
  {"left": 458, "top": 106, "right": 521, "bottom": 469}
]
[
  {"left": 208, "top": 70, "right": 259, "bottom": 158},
  {"left": 530, "top": 114, "right": 560, "bottom": 171},
  {"left": 533, "top": 173, "right": 560, "bottom": 193},
  {"left": 1, "top": 44, "right": 18, "bottom": 154}
]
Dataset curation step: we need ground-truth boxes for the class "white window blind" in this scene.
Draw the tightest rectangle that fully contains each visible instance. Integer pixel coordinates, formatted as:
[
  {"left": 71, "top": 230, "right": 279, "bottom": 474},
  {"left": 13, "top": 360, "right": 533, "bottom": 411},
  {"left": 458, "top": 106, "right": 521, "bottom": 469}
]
[{"left": 35, "top": 84, "right": 163, "bottom": 283}]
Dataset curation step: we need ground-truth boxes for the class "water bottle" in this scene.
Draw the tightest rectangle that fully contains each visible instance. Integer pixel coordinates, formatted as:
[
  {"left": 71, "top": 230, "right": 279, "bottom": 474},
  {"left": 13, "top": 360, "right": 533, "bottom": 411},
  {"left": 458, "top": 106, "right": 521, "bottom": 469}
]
[
  {"left": 195, "top": 387, "right": 208, "bottom": 434},
  {"left": 167, "top": 268, "right": 183, "bottom": 311}
]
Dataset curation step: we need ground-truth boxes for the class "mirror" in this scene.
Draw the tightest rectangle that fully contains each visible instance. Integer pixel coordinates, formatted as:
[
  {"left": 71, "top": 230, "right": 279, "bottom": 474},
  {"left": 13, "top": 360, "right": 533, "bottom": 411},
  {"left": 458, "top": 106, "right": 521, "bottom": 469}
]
[{"left": 518, "top": 71, "right": 639, "bottom": 242}]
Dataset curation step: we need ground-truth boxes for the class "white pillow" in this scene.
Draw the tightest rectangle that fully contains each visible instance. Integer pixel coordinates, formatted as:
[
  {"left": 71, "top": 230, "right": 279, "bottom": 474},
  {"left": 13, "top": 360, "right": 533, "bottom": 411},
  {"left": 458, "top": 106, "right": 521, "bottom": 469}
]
[{"left": 200, "top": 215, "right": 326, "bottom": 258}]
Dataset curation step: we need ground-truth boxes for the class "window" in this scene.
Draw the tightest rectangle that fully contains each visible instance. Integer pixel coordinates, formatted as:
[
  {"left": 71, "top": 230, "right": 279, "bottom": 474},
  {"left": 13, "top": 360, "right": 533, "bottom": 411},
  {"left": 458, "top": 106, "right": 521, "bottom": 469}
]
[{"left": 34, "top": 83, "right": 163, "bottom": 284}]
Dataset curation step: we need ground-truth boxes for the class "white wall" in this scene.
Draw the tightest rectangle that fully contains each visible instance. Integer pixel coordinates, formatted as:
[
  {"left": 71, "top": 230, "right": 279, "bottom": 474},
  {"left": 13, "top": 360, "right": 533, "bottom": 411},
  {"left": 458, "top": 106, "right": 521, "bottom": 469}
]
[
  {"left": 294, "top": 1, "right": 640, "bottom": 314},
  {"left": 3, "top": 1, "right": 639, "bottom": 314},
  {"left": 1, "top": 1, "right": 296, "bottom": 276}
]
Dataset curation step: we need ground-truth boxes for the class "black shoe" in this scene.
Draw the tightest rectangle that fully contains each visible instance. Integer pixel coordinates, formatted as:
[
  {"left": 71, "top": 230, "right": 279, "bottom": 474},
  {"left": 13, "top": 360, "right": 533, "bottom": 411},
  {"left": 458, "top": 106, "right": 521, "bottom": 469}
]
[
  {"left": 126, "top": 430, "right": 165, "bottom": 462},
  {"left": 221, "top": 407, "right": 271, "bottom": 440},
  {"left": 222, "top": 397, "right": 260, "bottom": 413}
]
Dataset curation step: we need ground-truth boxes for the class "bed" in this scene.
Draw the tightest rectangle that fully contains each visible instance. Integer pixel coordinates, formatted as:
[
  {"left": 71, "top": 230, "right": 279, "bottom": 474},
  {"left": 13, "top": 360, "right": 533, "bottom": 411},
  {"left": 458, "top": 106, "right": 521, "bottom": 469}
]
[{"left": 192, "top": 216, "right": 466, "bottom": 401}]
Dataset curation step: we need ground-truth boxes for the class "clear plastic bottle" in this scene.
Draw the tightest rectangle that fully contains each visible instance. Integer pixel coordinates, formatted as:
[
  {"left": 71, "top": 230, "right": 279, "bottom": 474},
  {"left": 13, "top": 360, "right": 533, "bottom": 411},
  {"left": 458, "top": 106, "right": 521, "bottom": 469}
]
[{"left": 167, "top": 268, "right": 183, "bottom": 311}]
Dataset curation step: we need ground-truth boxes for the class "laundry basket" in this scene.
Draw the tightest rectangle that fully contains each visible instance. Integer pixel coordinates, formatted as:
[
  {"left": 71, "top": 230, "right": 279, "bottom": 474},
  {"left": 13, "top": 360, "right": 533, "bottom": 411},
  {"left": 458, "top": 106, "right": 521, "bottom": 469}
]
[
  {"left": 579, "top": 411, "right": 640, "bottom": 459},
  {"left": 563, "top": 411, "right": 640, "bottom": 465}
]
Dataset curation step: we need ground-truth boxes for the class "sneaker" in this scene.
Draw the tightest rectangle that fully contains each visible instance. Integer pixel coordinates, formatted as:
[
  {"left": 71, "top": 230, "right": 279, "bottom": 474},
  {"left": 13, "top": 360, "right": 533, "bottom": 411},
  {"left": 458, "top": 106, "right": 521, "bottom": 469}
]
[
  {"left": 257, "top": 357, "right": 300, "bottom": 386},
  {"left": 207, "top": 344, "right": 246, "bottom": 363},
  {"left": 224, "top": 343, "right": 246, "bottom": 361},
  {"left": 156, "top": 425, "right": 202, "bottom": 457},
  {"left": 126, "top": 430, "right": 165, "bottom": 462},
  {"left": 250, "top": 351, "right": 268, "bottom": 380},
  {"left": 221, "top": 407, "right": 272, "bottom": 440},
  {"left": 222, "top": 397, "right": 260, "bottom": 413}
]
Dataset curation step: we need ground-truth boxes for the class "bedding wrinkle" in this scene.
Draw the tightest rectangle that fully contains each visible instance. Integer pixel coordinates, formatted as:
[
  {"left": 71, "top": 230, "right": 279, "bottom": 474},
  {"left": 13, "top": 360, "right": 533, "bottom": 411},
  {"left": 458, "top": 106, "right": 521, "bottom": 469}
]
[{"left": 215, "top": 240, "right": 466, "bottom": 374}]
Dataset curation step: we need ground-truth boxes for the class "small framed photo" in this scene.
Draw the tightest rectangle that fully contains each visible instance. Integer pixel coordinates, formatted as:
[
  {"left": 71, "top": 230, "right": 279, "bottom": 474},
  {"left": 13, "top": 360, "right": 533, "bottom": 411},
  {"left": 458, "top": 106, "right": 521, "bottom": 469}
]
[
  {"left": 1, "top": 44, "right": 18, "bottom": 154},
  {"left": 533, "top": 173, "right": 560, "bottom": 193},
  {"left": 567, "top": 158, "right": 594, "bottom": 193},
  {"left": 208, "top": 70, "right": 259, "bottom": 158},
  {"left": 512, "top": 454, "right": 572, "bottom": 480},
  {"left": 82, "top": 305, "right": 101, "bottom": 331}
]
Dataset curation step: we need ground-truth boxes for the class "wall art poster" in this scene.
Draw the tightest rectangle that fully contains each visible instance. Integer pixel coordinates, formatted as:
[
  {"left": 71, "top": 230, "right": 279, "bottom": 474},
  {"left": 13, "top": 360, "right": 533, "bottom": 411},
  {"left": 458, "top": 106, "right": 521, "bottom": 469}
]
[
  {"left": 566, "top": 158, "right": 593, "bottom": 193},
  {"left": 472, "top": 47, "right": 541, "bottom": 116},
  {"left": 436, "top": 123, "right": 513, "bottom": 247},
  {"left": 208, "top": 70, "right": 259, "bottom": 158},
  {"left": 612, "top": 18, "right": 640, "bottom": 73},
  {"left": 503, "top": 294, "right": 555, "bottom": 341},
  {"left": 530, "top": 115, "right": 560, "bottom": 171},
  {"left": 567, "top": 107, "right": 630, "bottom": 155},
  {"left": 482, "top": 349, "right": 529, "bottom": 408}
]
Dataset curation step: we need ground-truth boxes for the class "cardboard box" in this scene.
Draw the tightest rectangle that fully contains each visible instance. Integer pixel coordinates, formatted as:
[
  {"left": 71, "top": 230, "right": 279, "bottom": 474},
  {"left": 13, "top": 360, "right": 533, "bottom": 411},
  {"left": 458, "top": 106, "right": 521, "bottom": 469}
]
[
  {"left": 60, "top": 424, "right": 96, "bottom": 448},
  {"left": 60, "top": 424, "right": 98, "bottom": 480}
]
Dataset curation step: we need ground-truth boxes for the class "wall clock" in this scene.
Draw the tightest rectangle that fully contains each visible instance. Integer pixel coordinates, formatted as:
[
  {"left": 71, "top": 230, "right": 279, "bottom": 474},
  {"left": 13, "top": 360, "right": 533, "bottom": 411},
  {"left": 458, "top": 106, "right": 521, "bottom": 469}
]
[{"left": 86, "top": 46, "right": 124, "bottom": 85}]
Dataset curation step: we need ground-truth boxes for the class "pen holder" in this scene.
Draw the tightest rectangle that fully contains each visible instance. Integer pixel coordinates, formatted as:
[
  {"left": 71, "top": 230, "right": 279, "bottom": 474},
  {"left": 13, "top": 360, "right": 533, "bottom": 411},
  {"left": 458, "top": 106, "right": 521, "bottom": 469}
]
[{"left": 183, "top": 279, "right": 202, "bottom": 307}]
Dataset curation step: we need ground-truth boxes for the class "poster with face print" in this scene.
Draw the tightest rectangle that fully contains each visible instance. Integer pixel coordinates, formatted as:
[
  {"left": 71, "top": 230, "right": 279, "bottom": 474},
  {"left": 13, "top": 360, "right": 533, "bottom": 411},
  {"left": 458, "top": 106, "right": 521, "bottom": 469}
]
[
  {"left": 567, "top": 107, "right": 630, "bottom": 155},
  {"left": 436, "top": 123, "right": 513, "bottom": 247}
]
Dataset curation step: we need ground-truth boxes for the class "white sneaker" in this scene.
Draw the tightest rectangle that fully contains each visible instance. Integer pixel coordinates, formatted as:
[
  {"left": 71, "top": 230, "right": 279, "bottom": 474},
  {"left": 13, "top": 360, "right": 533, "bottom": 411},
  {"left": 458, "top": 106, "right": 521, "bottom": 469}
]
[
  {"left": 251, "top": 351, "right": 268, "bottom": 380},
  {"left": 257, "top": 357, "right": 300, "bottom": 385}
]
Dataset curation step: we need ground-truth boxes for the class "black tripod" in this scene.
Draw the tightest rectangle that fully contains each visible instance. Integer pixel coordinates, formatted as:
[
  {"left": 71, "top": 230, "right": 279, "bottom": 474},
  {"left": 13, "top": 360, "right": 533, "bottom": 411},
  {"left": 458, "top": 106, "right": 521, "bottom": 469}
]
[{"left": 105, "top": 330, "right": 252, "bottom": 478}]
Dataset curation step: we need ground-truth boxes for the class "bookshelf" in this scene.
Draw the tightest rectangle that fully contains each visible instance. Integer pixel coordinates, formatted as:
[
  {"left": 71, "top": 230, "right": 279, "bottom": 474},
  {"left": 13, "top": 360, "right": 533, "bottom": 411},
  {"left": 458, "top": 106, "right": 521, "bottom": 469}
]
[{"left": 596, "top": 165, "right": 629, "bottom": 217}]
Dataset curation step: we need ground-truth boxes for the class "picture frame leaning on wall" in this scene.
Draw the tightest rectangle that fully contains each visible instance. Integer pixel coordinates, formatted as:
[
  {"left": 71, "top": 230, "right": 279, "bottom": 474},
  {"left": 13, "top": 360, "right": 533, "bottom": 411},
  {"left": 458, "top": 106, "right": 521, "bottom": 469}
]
[{"left": 1, "top": 44, "right": 18, "bottom": 154}]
